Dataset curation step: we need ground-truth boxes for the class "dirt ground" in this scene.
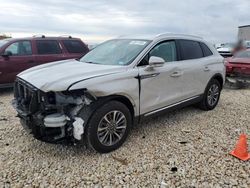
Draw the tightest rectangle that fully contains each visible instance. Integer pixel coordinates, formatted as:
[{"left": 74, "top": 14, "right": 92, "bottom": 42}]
[{"left": 0, "top": 87, "right": 249, "bottom": 187}]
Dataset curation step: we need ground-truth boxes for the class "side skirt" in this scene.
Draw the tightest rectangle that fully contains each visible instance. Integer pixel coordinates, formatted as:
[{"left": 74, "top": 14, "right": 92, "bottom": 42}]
[{"left": 137, "top": 95, "right": 203, "bottom": 123}]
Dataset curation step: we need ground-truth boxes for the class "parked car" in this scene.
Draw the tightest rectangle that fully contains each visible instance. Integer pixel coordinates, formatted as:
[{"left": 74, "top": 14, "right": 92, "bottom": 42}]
[
  {"left": 12, "top": 34, "right": 225, "bottom": 153},
  {"left": 0, "top": 36, "right": 89, "bottom": 88},
  {"left": 215, "top": 43, "right": 224, "bottom": 49},
  {"left": 217, "top": 43, "right": 235, "bottom": 57},
  {"left": 243, "top": 40, "right": 250, "bottom": 49},
  {"left": 225, "top": 49, "right": 250, "bottom": 84}
]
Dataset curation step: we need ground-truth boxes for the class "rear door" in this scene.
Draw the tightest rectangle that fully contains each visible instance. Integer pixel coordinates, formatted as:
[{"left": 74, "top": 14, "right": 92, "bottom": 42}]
[
  {"left": 34, "top": 40, "right": 64, "bottom": 65},
  {"left": 61, "top": 39, "right": 89, "bottom": 59},
  {"left": 0, "top": 40, "right": 34, "bottom": 84},
  {"left": 176, "top": 39, "right": 210, "bottom": 98}
]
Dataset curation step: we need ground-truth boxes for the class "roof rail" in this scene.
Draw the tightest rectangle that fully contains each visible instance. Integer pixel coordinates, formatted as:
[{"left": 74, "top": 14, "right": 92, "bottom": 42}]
[
  {"left": 33, "top": 34, "right": 45, "bottom": 38},
  {"left": 156, "top": 33, "right": 203, "bottom": 39},
  {"left": 155, "top": 32, "right": 172, "bottom": 37},
  {"left": 59, "top": 35, "right": 72, "bottom": 38}
]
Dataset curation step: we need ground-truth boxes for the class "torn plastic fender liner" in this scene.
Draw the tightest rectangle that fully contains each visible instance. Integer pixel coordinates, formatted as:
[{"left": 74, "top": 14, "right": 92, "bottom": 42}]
[{"left": 73, "top": 117, "right": 85, "bottom": 140}]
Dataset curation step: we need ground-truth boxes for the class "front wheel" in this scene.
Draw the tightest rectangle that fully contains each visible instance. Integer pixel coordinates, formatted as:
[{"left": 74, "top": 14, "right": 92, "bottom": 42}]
[
  {"left": 86, "top": 101, "right": 132, "bottom": 153},
  {"left": 198, "top": 79, "right": 222, "bottom": 111}
]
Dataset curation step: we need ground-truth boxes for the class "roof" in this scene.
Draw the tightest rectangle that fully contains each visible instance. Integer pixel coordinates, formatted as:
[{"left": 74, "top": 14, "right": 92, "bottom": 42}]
[
  {"left": 238, "top": 25, "right": 250, "bottom": 28},
  {"left": 118, "top": 33, "right": 203, "bottom": 41}
]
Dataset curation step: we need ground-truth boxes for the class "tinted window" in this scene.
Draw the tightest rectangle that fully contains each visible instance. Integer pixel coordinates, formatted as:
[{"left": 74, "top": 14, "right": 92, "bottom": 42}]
[
  {"left": 200, "top": 42, "right": 213, "bottom": 57},
  {"left": 62, "top": 40, "right": 88, "bottom": 53},
  {"left": 150, "top": 41, "right": 177, "bottom": 62},
  {"left": 5, "top": 41, "right": 32, "bottom": 56},
  {"left": 36, "top": 40, "right": 61, "bottom": 54},
  {"left": 179, "top": 40, "right": 203, "bottom": 60}
]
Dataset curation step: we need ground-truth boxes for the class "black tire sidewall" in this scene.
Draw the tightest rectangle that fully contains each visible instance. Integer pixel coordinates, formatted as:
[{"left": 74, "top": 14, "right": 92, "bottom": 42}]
[
  {"left": 86, "top": 101, "right": 132, "bottom": 153},
  {"left": 203, "top": 79, "right": 221, "bottom": 110}
]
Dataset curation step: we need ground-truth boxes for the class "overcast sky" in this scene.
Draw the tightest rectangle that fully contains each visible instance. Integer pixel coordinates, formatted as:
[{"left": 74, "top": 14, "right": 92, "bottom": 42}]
[{"left": 0, "top": 0, "right": 249, "bottom": 43}]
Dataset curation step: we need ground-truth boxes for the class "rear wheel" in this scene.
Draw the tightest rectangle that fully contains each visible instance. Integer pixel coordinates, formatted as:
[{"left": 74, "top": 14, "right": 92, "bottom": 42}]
[
  {"left": 86, "top": 101, "right": 132, "bottom": 153},
  {"left": 199, "top": 79, "right": 221, "bottom": 111}
]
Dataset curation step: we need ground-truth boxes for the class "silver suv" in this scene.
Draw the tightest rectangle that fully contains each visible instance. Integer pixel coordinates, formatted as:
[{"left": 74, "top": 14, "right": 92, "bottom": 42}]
[{"left": 13, "top": 33, "right": 225, "bottom": 153}]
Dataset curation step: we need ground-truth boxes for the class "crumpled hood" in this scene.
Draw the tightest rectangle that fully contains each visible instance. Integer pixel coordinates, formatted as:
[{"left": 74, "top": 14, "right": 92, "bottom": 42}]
[{"left": 18, "top": 59, "right": 126, "bottom": 92}]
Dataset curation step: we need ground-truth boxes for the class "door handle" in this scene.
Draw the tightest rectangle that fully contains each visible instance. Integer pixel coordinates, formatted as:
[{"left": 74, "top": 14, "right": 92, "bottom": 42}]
[
  {"left": 204, "top": 66, "right": 210, "bottom": 72},
  {"left": 170, "top": 71, "right": 183, "bottom": 77}
]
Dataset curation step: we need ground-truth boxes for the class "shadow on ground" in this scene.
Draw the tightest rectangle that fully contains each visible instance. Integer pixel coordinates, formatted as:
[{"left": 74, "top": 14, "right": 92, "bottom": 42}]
[{"left": 0, "top": 88, "right": 13, "bottom": 95}]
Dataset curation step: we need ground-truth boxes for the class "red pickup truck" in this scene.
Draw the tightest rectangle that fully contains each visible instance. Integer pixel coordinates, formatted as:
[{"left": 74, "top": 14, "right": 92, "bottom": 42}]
[
  {"left": 225, "top": 49, "right": 250, "bottom": 84},
  {"left": 0, "top": 36, "right": 89, "bottom": 88}
]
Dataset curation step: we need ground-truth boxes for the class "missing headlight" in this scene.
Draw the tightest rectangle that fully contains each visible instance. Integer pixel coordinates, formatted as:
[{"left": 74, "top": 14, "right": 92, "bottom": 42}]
[{"left": 47, "top": 92, "right": 56, "bottom": 104}]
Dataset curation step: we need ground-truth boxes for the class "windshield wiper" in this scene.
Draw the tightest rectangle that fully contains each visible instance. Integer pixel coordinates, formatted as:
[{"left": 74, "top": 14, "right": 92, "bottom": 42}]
[{"left": 84, "top": 61, "right": 99, "bottom": 64}]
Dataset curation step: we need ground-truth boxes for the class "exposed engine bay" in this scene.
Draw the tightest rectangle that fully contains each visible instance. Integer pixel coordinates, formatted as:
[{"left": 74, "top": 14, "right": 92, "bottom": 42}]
[{"left": 12, "top": 78, "right": 95, "bottom": 143}]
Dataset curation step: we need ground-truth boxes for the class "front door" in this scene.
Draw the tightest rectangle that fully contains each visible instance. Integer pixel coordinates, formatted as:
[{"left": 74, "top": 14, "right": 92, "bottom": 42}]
[
  {"left": 0, "top": 40, "right": 34, "bottom": 85},
  {"left": 138, "top": 40, "right": 186, "bottom": 115}
]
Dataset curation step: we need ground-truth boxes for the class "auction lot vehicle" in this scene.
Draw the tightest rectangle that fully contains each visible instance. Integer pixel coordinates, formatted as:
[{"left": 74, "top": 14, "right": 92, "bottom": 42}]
[
  {"left": 217, "top": 43, "right": 235, "bottom": 57},
  {"left": 0, "top": 36, "right": 89, "bottom": 88},
  {"left": 12, "top": 34, "right": 225, "bottom": 153},
  {"left": 225, "top": 50, "right": 250, "bottom": 84}
]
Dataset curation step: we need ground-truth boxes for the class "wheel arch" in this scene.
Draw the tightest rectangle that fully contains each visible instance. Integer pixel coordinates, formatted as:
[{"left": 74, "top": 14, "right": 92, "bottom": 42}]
[
  {"left": 211, "top": 73, "right": 224, "bottom": 89},
  {"left": 106, "top": 95, "right": 135, "bottom": 118},
  {"left": 78, "top": 94, "right": 136, "bottom": 132}
]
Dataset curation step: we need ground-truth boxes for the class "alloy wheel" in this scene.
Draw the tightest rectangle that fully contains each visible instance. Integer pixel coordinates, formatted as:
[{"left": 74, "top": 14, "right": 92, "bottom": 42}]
[
  {"left": 207, "top": 84, "right": 220, "bottom": 106},
  {"left": 97, "top": 110, "right": 127, "bottom": 146}
]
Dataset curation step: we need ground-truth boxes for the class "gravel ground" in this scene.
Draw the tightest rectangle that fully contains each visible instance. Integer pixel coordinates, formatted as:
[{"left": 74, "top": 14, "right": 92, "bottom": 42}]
[{"left": 0, "top": 88, "right": 249, "bottom": 187}]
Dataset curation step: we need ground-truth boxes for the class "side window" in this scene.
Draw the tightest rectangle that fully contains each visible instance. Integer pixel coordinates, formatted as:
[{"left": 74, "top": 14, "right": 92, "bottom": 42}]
[
  {"left": 5, "top": 41, "right": 32, "bottom": 56},
  {"left": 200, "top": 42, "right": 213, "bottom": 57},
  {"left": 179, "top": 40, "right": 203, "bottom": 60},
  {"left": 149, "top": 41, "right": 177, "bottom": 62},
  {"left": 62, "top": 40, "right": 88, "bottom": 53},
  {"left": 36, "top": 40, "right": 62, "bottom": 54}
]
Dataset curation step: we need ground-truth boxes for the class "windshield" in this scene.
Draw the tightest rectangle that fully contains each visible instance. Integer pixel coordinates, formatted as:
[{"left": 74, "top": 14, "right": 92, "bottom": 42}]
[
  {"left": 80, "top": 39, "right": 151, "bottom": 65},
  {"left": 0, "top": 40, "right": 9, "bottom": 48},
  {"left": 235, "top": 50, "right": 250, "bottom": 58},
  {"left": 222, "top": 43, "right": 234, "bottom": 48}
]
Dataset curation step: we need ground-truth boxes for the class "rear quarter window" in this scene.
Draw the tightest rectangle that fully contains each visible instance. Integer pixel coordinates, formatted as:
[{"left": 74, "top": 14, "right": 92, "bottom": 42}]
[
  {"left": 200, "top": 42, "right": 213, "bottom": 57},
  {"left": 178, "top": 40, "right": 203, "bottom": 60},
  {"left": 62, "top": 40, "right": 88, "bottom": 53},
  {"left": 36, "top": 40, "right": 62, "bottom": 54}
]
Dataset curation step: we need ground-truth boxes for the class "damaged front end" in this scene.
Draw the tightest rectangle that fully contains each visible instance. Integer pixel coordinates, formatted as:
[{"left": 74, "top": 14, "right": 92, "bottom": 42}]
[
  {"left": 226, "top": 73, "right": 250, "bottom": 85},
  {"left": 12, "top": 78, "right": 95, "bottom": 143}
]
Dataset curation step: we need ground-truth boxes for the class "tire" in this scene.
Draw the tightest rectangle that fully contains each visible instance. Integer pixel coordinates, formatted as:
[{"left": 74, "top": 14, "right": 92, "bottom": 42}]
[
  {"left": 86, "top": 101, "right": 132, "bottom": 153},
  {"left": 198, "top": 79, "right": 222, "bottom": 111}
]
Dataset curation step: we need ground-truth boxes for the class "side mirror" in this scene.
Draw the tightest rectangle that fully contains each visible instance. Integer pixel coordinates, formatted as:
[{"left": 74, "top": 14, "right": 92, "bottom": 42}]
[
  {"left": 1, "top": 51, "right": 12, "bottom": 58},
  {"left": 145, "top": 56, "right": 165, "bottom": 71}
]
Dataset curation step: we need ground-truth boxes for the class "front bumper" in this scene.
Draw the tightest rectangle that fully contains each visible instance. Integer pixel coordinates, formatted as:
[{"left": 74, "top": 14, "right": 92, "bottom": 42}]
[
  {"left": 12, "top": 79, "right": 80, "bottom": 143},
  {"left": 12, "top": 99, "right": 72, "bottom": 143},
  {"left": 226, "top": 74, "right": 250, "bottom": 84},
  {"left": 218, "top": 52, "right": 232, "bottom": 57}
]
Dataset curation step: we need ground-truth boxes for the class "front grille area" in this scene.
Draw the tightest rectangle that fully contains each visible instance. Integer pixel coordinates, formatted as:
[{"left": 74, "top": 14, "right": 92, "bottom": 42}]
[
  {"left": 14, "top": 79, "right": 39, "bottom": 115},
  {"left": 13, "top": 79, "right": 69, "bottom": 143},
  {"left": 219, "top": 51, "right": 231, "bottom": 54}
]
